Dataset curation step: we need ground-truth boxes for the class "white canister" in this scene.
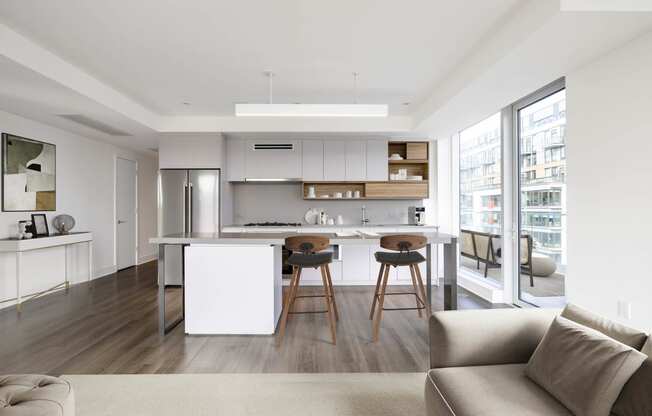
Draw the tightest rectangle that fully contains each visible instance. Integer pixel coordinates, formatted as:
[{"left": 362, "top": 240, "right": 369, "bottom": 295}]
[
  {"left": 345, "top": 190, "right": 353, "bottom": 198},
  {"left": 307, "top": 186, "right": 316, "bottom": 198},
  {"left": 353, "top": 190, "right": 361, "bottom": 198},
  {"left": 336, "top": 215, "right": 344, "bottom": 225}
]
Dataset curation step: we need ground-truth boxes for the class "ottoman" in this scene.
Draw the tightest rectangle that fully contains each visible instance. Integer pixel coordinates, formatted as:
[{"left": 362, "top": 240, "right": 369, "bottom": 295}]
[
  {"left": 0, "top": 375, "right": 74, "bottom": 415},
  {"left": 531, "top": 252, "right": 557, "bottom": 277}
]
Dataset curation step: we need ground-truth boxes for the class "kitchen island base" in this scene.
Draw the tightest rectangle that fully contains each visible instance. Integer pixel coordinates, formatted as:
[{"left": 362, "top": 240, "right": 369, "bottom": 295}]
[{"left": 184, "top": 244, "right": 282, "bottom": 335}]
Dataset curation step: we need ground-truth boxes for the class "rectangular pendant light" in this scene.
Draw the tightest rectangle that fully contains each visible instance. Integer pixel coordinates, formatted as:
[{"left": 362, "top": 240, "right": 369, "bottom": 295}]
[{"left": 235, "top": 103, "right": 388, "bottom": 117}]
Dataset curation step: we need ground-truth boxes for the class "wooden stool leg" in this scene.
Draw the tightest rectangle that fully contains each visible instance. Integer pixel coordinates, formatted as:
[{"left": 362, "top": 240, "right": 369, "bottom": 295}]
[
  {"left": 409, "top": 265, "right": 423, "bottom": 318},
  {"left": 414, "top": 265, "right": 431, "bottom": 317},
  {"left": 372, "top": 264, "right": 391, "bottom": 342},
  {"left": 320, "top": 265, "right": 337, "bottom": 345},
  {"left": 324, "top": 264, "right": 339, "bottom": 321},
  {"left": 277, "top": 266, "right": 300, "bottom": 346},
  {"left": 289, "top": 267, "right": 302, "bottom": 313},
  {"left": 369, "top": 263, "right": 385, "bottom": 320}
]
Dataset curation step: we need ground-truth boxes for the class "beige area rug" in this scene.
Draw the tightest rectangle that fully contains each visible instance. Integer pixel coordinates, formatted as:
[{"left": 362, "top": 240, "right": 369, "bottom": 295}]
[{"left": 64, "top": 373, "right": 426, "bottom": 416}]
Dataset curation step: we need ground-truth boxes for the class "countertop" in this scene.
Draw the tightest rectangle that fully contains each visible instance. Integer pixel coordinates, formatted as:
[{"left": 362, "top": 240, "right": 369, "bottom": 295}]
[{"left": 150, "top": 231, "right": 454, "bottom": 245}]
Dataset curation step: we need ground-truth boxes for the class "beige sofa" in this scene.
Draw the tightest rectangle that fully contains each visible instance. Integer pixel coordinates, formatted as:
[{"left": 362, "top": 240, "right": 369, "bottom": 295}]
[{"left": 425, "top": 308, "right": 651, "bottom": 416}]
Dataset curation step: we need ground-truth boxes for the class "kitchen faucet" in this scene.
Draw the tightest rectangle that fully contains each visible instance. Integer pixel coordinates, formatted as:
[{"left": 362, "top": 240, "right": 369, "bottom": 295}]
[{"left": 361, "top": 205, "right": 369, "bottom": 226}]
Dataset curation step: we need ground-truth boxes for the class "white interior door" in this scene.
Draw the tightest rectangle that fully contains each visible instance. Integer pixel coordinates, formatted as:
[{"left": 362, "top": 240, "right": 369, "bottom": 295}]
[{"left": 116, "top": 157, "right": 137, "bottom": 270}]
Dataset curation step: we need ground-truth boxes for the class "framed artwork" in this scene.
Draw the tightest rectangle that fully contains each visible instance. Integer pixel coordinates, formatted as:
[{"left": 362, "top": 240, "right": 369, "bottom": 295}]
[
  {"left": 31, "top": 214, "right": 49, "bottom": 237},
  {"left": 2, "top": 133, "right": 56, "bottom": 211}
]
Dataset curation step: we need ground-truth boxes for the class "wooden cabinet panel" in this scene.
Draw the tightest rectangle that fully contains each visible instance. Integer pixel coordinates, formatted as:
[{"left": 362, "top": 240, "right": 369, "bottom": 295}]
[
  {"left": 345, "top": 140, "right": 366, "bottom": 181},
  {"left": 366, "top": 139, "right": 388, "bottom": 181},
  {"left": 406, "top": 142, "right": 428, "bottom": 160},
  {"left": 323, "top": 141, "right": 346, "bottom": 181},
  {"left": 302, "top": 140, "right": 324, "bottom": 181},
  {"left": 365, "top": 182, "right": 428, "bottom": 198}
]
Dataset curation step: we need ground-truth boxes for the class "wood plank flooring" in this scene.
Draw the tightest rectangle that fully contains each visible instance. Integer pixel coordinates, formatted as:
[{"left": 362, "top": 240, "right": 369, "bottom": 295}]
[{"left": 0, "top": 261, "right": 496, "bottom": 375}]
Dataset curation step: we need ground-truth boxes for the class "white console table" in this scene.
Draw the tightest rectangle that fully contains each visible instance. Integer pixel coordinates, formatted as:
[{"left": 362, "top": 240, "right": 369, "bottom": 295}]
[{"left": 0, "top": 232, "right": 93, "bottom": 311}]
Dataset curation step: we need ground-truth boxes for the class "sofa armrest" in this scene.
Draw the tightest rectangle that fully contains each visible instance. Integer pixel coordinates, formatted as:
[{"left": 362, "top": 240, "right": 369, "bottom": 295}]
[{"left": 429, "top": 308, "right": 559, "bottom": 369}]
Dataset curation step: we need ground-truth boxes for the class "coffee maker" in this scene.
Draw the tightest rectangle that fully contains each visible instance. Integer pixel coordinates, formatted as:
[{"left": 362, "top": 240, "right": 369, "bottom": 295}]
[{"left": 408, "top": 206, "right": 426, "bottom": 226}]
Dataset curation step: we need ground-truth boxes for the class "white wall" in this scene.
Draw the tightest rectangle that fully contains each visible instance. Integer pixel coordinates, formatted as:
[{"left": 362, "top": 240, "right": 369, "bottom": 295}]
[
  {"left": 566, "top": 30, "right": 652, "bottom": 331},
  {"left": 0, "top": 110, "right": 158, "bottom": 306}
]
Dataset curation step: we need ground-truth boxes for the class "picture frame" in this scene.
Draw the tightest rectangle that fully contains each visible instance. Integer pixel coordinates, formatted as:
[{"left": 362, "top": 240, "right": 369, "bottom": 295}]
[
  {"left": 31, "top": 213, "right": 49, "bottom": 237},
  {"left": 2, "top": 133, "right": 57, "bottom": 212}
]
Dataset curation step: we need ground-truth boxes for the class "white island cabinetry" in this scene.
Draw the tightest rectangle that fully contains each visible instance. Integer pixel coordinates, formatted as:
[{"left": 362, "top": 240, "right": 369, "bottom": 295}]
[{"left": 184, "top": 244, "right": 282, "bottom": 335}]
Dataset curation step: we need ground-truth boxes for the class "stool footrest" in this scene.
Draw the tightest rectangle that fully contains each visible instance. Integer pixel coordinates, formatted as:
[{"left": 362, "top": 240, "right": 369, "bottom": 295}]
[
  {"left": 376, "top": 291, "right": 418, "bottom": 296},
  {"left": 294, "top": 294, "right": 328, "bottom": 299},
  {"left": 382, "top": 305, "right": 426, "bottom": 311},
  {"left": 289, "top": 310, "right": 328, "bottom": 315}
]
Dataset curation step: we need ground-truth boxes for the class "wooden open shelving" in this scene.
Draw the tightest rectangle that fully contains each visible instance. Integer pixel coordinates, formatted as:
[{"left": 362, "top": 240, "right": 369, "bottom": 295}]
[{"left": 302, "top": 140, "right": 430, "bottom": 200}]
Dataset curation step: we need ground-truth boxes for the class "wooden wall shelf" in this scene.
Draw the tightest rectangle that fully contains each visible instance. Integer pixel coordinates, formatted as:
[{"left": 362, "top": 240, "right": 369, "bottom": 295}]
[{"left": 388, "top": 159, "right": 428, "bottom": 164}]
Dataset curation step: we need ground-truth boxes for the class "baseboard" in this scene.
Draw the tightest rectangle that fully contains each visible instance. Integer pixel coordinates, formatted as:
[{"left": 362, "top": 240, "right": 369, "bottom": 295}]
[
  {"left": 138, "top": 253, "right": 157, "bottom": 265},
  {"left": 95, "top": 264, "right": 118, "bottom": 279},
  {"left": 458, "top": 272, "right": 504, "bottom": 303}
]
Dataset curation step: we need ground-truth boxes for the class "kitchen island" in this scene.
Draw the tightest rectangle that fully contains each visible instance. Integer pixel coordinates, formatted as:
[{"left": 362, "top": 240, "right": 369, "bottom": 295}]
[{"left": 150, "top": 231, "right": 457, "bottom": 336}]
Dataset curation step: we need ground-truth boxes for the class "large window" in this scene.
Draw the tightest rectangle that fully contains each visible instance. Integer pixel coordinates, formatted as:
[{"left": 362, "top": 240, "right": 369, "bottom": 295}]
[
  {"left": 455, "top": 79, "right": 567, "bottom": 308},
  {"left": 517, "top": 88, "right": 567, "bottom": 307},
  {"left": 459, "top": 113, "right": 503, "bottom": 286}
]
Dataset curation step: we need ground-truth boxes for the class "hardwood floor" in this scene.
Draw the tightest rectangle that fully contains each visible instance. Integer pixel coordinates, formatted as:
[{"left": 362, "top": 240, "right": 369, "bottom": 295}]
[{"left": 0, "top": 261, "right": 496, "bottom": 375}]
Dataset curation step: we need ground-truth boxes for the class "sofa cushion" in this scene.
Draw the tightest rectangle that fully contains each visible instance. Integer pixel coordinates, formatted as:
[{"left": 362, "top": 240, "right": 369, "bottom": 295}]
[
  {"left": 643, "top": 336, "right": 652, "bottom": 356},
  {"left": 561, "top": 303, "right": 648, "bottom": 350},
  {"left": 611, "top": 358, "right": 652, "bottom": 416},
  {"left": 526, "top": 317, "right": 646, "bottom": 416},
  {"left": 0, "top": 374, "right": 74, "bottom": 415},
  {"left": 425, "top": 364, "right": 572, "bottom": 416}
]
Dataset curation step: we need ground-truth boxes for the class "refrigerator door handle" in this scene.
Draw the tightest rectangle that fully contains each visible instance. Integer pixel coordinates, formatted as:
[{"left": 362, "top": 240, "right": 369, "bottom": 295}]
[
  {"left": 188, "top": 182, "right": 193, "bottom": 233},
  {"left": 183, "top": 182, "right": 188, "bottom": 233}
]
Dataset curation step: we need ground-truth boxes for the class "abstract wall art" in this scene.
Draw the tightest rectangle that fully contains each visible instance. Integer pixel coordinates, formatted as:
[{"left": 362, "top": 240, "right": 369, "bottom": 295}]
[{"left": 2, "top": 133, "right": 56, "bottom": 211}]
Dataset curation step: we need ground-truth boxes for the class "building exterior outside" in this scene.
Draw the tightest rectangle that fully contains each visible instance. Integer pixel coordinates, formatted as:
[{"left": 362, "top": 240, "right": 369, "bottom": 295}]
[{"left": 459, "top": 90, "right": 567, "bottom": 291}]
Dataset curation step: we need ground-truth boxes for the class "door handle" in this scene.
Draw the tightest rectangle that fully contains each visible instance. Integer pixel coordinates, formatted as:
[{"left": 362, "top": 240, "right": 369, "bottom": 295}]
[
  {"left": 188, "top": 182, "right": 193, "bottom": 233},
  {"left": 118, "top": 220, "right": 127, "bottom": 224}
]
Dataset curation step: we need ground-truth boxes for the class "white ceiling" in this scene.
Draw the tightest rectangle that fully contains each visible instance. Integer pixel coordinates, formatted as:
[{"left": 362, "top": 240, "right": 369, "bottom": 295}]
[
  {"left": 0, "top": 0, "right": 521, "bottom": 116},
  {"left": 0, "top": 55, "right": 158, "bottom": 150}
]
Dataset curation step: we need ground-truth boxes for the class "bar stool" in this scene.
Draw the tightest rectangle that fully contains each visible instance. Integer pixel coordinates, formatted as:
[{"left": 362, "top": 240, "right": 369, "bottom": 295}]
[
  {"left": 370, "top": 235, "right": 431, "bottom": 342},
  {"left": 277, "top": 235, "right": 339, "bottom": 346}
]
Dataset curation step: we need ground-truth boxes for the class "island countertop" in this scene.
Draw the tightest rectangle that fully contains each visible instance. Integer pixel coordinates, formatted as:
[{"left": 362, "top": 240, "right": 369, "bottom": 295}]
[{"left": 149, "top": 231, "right": 454, "bottom": 245}]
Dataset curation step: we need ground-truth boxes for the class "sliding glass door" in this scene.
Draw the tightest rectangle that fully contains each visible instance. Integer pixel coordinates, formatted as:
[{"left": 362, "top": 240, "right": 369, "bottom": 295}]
[
  {"left": 514, "top": 85, "right": 567, "bottom": 307},
  {"left": 459, "top": 113, "right": 503, "bottom": 286}
]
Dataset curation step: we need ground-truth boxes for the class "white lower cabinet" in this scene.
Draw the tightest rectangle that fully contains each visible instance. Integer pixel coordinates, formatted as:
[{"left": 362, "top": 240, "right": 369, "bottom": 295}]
[
  {"left": 341, "top": 245, "right": 371, "bottom": 281},
  {"left": 300, "top": 260, "right": 343, "bottom": 282}
]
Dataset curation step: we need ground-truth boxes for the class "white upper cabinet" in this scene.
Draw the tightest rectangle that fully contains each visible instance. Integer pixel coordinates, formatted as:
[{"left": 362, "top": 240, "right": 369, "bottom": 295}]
[
  {"left": 302, "top": 140, "right": 324, "bottom": 181},
  {"left": 244, "top": 140, "right": 302, "bottom": 179},
  {"left": 345, "top": 141, "right": 367, "bottom": 181},
  {"left": 365, "top": 139, "right": 388, "bottom": 181},
  {"left": 323, "top": 141, "right": 346, "bottom": 181},
  {"left": 226, "top": 138, "right": 246, "bottom": 182}
]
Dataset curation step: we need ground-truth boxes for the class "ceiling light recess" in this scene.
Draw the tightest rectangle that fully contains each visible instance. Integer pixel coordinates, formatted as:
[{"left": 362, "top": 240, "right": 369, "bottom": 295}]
[
  {"left": 235, "top": 103, "right": 388, "bottom": 117},
  {"left": 235, "top": 71, "right": 388, "bottom": 117}
]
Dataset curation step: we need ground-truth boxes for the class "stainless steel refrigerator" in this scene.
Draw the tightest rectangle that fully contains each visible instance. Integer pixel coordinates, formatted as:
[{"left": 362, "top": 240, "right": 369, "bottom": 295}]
[{"left": 158, "top": 169, "right": 220, "bottom": 285}]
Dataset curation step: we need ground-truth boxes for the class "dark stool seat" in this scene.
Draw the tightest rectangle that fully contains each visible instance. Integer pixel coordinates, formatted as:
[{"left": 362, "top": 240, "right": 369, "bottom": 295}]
[
  {"left": 287, "top": 252, "right": 333, "bottom": 267},
  {"left": 374, "top": 251, "right": 425, "bottom": 266}
]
